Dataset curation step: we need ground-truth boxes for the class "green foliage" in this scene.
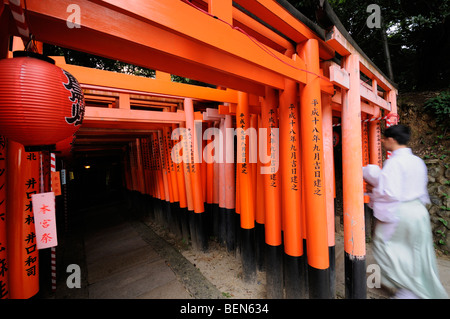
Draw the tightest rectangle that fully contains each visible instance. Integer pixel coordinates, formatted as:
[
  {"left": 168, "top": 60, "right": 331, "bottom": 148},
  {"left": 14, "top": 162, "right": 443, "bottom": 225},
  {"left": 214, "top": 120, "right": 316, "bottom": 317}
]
[
  {"left": 289, "top": 0, "right": 450, "bottom": 92},
  {"left": 44, "top": 44, "right": 155, "bottom": 78},
  {"left": 424, "top": 91, "right": 450, "bottom": 125}
]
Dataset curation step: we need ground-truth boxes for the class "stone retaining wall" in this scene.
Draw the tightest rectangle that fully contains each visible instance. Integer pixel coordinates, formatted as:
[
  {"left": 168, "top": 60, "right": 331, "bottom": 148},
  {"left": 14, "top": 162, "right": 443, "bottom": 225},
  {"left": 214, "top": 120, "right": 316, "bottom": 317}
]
[{"left": 426, "top": 159, "right": 450, "bottom": 254}]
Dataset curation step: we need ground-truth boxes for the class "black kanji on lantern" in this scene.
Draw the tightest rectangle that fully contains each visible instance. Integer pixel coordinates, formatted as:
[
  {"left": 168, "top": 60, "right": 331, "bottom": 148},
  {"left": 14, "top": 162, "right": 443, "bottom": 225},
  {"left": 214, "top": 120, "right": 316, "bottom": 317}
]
[{"left": 62, "top": 70, "right": 85, "bottom": 126}]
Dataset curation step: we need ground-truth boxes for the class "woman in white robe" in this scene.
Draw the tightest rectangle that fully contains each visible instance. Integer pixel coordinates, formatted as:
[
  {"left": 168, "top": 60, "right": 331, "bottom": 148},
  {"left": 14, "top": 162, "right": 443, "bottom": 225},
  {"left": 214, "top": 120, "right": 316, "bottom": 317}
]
[{"left": 363, "top": 124, "right": 448, "bottom": 299}]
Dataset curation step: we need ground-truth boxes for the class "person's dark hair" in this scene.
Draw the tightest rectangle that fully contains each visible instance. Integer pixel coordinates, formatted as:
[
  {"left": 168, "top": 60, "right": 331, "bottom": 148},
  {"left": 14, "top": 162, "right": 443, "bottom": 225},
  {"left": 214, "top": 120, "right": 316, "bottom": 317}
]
[{"left": 384, "top": 124, "right": 411, "bottom": 145}]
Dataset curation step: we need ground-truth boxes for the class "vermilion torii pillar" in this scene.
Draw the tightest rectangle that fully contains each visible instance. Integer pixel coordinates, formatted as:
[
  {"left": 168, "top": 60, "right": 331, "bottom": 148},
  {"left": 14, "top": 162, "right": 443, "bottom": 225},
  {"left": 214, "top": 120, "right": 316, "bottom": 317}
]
[
  {"left": 236, "top": 91, "right": 257, "bottom": 283},
  {"left": 224, "top": 114, "right": 236, "bottom": 253},
  {"left": 341, "top": 53, "right": 367, "bottom": 299},
  {"left": 279, "top": 77, "right": 307, "bottom": 298},
  {"left": 298, "top": 39, "right": 330, "bottom": 299},
  {"left": 184, "top": 98, "right": 207, "bottom": 251},
  {"left": 322, "top": 92, "right": 336, "bottom": 298},
  {"left": 261, "top": 87, "right": 283, "bottom": 298}
]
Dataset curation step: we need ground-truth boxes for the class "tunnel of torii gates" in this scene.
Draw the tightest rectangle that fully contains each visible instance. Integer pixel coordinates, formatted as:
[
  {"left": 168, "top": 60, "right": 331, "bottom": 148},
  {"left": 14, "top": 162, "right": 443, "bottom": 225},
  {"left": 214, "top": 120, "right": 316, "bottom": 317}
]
[{"left": 0, "top": 0, "right": 399, "bottom": 299}]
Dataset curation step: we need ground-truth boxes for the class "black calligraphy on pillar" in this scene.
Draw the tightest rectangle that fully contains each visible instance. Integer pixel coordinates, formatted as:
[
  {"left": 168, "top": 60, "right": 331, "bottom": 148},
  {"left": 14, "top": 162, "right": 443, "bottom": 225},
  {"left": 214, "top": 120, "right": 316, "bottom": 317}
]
[
  {"left": 239, "top": 113, "right": 247, "bottom": 175},
  {"left": 153, "top": 136, "right": 160, "bottom": 171},
  {"left": 376, "top": 121, "right": 382, "bottom": 167},
  {"left": 268, "top": 109, "right": 277, "bottom": 187},
  {"left": 62, "top": 70, "right": 85, "bottom": 126},
  {"left": 288, "top": 104, "right": 298, "bottom": 191},
  {"left": 164, "top": 130, "right": 172, "bottom": 173},
  {"left": 184, "top": 129, "right": 195, "bottom": 173},
  {"left": 0, "top": 135, "right": 6, "bottom": 298},
  {"left": 311, "top": 99, "right": 322, "bottom": 196},
  {"left": 24, "top": 232, "right": 37, "bottom": 276},
  {"left": 24, "top": 154, "right": 38, "bottom": 277}
]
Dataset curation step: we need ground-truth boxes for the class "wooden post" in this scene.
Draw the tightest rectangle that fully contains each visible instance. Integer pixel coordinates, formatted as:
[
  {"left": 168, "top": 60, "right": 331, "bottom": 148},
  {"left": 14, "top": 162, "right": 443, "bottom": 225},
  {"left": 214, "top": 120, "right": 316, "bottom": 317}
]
[
  {"left": 224, "top": 115, "right": 236, "bottom": 253},
  {"left": 279, "top": 77, "right": 306, "bottom": 298},
  {"left": 341, "top": 53, "right": 366, "bottom": 299},
  {"left": 261, "top": 87, "right": 283, "bottom": 298},
  {"left": 236, "top": 91, "right": 256, "bottom": 282},
  {"left": 6, "top": 140, "right": 40, "bottom": 299},
  {"left": 385, "top": 90, "right": 399, "bottom": 159},
  {"left": 0, "top": 136, "right": 8, "bottom": 299},
  {"left": 322, "top": 92, "right": 336, "bottom": 298},
  {"left": 298, "top": 39, "right": 330, "bottom": 299},
  {"left": 369, "top": 108, "right": 383, "bottom": 168},
  {"left": 173, "top": 123, "right": 190, "bottom": 242},
  {"left": 218, "top": 118, "right": 227, "bottom": 245},
  {"left": 184, "top": 98, "right": 207, "bottom": 251}
]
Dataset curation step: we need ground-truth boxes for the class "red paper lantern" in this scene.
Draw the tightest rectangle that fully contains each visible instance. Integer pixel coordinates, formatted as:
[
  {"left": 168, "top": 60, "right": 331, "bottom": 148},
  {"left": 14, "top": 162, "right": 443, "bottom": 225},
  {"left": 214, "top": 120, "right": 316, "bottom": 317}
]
[
  {"left": 55, "top": 134, "right": 75, "bottom": 158},
  {"left": 0, "top": 51, "right": 85, "bottom": 150}
]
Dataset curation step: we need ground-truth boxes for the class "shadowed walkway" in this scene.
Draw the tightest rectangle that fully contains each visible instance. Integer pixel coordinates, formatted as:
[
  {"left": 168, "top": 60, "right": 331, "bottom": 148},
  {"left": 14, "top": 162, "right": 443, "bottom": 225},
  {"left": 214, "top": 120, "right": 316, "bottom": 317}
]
[{"left": 51, "top": 195, "right": 222, "bottom": 299}]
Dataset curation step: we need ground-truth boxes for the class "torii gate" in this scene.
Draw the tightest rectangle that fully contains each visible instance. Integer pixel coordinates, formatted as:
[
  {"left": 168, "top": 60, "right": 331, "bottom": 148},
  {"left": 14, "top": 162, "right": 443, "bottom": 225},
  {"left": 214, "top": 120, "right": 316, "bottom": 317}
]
[{"left": 0, "top": 0, "right": 398, "bottom": 299}]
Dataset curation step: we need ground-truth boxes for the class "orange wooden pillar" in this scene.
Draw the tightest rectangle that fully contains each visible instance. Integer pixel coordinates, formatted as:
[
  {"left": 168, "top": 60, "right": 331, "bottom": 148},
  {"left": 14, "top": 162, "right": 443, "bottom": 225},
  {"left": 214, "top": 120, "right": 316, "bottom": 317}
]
[
  {"left": 6, "top": 140, "right": 40, "bottom": 299},
  {"left": 279, "top": 76, "right": 306, "bottom": 298},
  {"left": 184, "top": 98, "right": 207, "bottom": 251},
  {"left": 158, "top": 130, "right": 170, "bottom": 203},
  {"left": 134, "top": 138, "right": 146, "bottom": 217},
  {"left": 341, "top": 53, "right": 366, "bottom": 299},
  {"left": 0, "top": 136, "right": 8, "bottom": 299},
  {"left": 369, "top": 107, "right": 383, "bottom": 168},
  {"left": 141, "top": 137, "right": 155, "bottom": 220},
  {"left": 135, "top": 138, "right": 146, "bottom": 195},
  {"left": 299, "top": 39, "right": 330, "bottom": 299},
  {"left": 261, "top": 87, "right": 283, "bottom": 298},
  {"left": 224, "top": 114, "right": 236, "bottom": 252},
  {"left": 165, "top": 125, "right": 179, "bottom": 237},
  {"left": 172, "top": 123, "right": 190, "bottom": 242},
  {"left": 361, "top": 115, "right": 370, "bottom": 204},
  {"left": 218, "top": 118, "right": 227, "bottom": 245},
  {"left": 385, "top": 90, "right": 399, "bottom": 159},
  {"left": 158, "top": 129, "right": 171, "bottom": 228},
  {"left": 204, "top": 122, "right": 214, "bottom": 238},
  {"left": 236, "top": 91, "right": 256, "bottom": 282},
  {"left": 178, "top": 120, "right": 195, "bottom": 246},
  {"left": 322, "top": 92, "right": 336, "bottom": 298},
  {"left": 152, "top": 132, "right": 166, "bottom": 225},
  {"left": 164, "top": 124, "right": 182, "bottom": 238},
  {"left": 204, "top": 120, "right": 217, "bottom": 240},
  {"left": 212, "top": 121, "right": 220, "bottom": 243},
  {"left": 252, "top": 113, "right": 265, "bottom": 271}
]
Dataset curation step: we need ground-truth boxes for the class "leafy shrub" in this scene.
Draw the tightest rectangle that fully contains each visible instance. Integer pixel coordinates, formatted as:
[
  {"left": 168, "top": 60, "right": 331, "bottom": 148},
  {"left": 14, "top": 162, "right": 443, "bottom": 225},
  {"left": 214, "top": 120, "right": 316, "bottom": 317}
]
[{"left": 424, "top": 91, "right": 450, "bottom": 125}]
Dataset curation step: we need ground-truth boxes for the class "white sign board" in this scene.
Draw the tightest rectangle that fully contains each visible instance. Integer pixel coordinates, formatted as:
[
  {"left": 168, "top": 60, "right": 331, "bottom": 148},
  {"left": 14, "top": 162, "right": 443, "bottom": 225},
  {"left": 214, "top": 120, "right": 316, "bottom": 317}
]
[{"left": 31, "top": 192, "right": 58, "bottom": 249}]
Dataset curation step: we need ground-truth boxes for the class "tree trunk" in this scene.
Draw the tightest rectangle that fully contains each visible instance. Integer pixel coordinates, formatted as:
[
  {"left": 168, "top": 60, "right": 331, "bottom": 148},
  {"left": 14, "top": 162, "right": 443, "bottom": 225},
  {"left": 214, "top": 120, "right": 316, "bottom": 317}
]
[{"left": 380, "top": 15, "right": 394, "bottom": 81}]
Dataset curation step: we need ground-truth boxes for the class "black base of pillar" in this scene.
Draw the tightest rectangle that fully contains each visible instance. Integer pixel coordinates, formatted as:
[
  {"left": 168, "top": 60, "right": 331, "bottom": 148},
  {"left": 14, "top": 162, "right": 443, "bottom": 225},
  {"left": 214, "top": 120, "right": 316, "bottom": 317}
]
[
  {"left": 154, "top": 199, "right": 163, "bottom": 226},
  {"left": 283, "top": 254, "right": 307, "bottom": 299},
  {"left": 329, "top": 245, "right": 336, "bottom": 298},
  {"left": 188, "top": 210, "right": 198, "bottom": 250},
  {"left": 308, "top": 265, "right": 330, "bottom": 299},
  {"left": 265, "top": 244, "right": 283, "bottom": 299},
  {"left": 204, "top": 203, "right": 213, "bottom": 238},
  {"left": 212, "top": 203, "right": 219, "bottom": 240},
  {"left": 195, "top": 212, "right": 208, "bottom": 252},
  {"left": 146, "top": 195, "right": 155, "bottom": 221},
  {"left": 255, "top": 222, "right": 265, "bottom": 271},
  {"left": 219, "top": 207, "right": 227, "bottom": 246},
  {"left": 240, "top": 227, "right": 256, "bottom": 283},
  {"left": 162, "top": 200, "right": 170, "bottom": 229},
  {"left": 225, "top": 208, "right": 236, "bottom": 253},
  {"left": 344, "top": 252, "right": 367, "bottom": 299},
  {"left": 180, "top": 207, "right": 190, "bottom": 243}
]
